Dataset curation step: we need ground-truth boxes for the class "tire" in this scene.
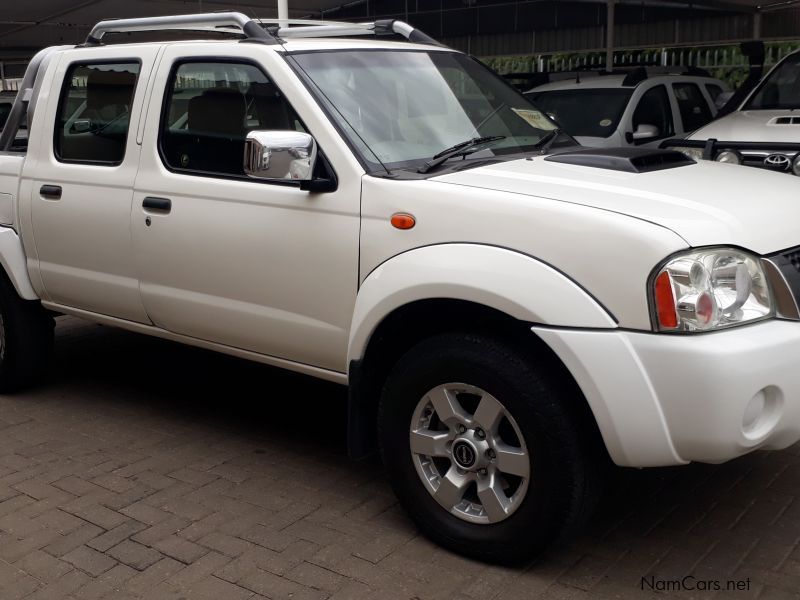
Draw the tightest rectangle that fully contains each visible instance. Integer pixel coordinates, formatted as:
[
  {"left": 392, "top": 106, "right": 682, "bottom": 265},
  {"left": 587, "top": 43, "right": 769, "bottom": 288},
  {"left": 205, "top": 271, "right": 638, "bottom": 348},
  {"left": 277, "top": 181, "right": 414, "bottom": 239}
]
[
  {"left": 0, "top": 272, "right": 54, "bottom": 393},
  {"left": 378, "top": 332, "right": 603, "bottom": 565}
]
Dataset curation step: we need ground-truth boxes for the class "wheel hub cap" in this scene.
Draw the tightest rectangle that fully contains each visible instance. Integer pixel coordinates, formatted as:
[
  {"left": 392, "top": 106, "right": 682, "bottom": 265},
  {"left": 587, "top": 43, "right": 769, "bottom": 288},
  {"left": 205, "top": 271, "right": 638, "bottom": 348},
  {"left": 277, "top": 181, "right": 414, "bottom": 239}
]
[
  {"left": 452, "top": 439, "right": 478, "bottom": 469},
  {"left": 409, "top": 383, "right": 530, "bottom": 524}
]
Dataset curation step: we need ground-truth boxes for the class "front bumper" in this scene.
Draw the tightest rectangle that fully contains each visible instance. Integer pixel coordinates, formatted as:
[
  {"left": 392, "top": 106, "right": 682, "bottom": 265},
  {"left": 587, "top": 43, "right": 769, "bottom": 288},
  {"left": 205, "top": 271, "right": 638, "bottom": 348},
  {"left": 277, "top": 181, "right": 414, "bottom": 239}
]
[
  {"left": 660, "top": 138, "right": 800, "bottom": 174},
  {"left": 533, "top": 320, "right": 800, "bottom": 467}
]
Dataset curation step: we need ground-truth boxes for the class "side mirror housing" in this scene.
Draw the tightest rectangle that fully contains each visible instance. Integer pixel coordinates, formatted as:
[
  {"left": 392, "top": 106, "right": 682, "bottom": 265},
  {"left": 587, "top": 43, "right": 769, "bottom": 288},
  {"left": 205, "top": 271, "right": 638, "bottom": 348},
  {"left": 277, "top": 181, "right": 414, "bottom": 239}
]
[
  {"left": 632, "top": 123, "right": 660, "bottom": 141},
  {"left": 244, "top": 130, "right": 317, "bottom": 182}
]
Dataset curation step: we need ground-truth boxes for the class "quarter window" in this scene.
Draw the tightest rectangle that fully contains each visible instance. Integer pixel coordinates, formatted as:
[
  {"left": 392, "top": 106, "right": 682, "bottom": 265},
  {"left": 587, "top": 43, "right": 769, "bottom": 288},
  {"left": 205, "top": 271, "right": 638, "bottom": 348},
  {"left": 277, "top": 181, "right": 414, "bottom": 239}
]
[
  {"left": 160, "top": 61, "right": 305, "bottom": 176},
  {"left": 55, "top": 62, "right": 139, "bottom": 165},
  {"left": 673, "top": 82, "right": 713, "bottom": 132}
]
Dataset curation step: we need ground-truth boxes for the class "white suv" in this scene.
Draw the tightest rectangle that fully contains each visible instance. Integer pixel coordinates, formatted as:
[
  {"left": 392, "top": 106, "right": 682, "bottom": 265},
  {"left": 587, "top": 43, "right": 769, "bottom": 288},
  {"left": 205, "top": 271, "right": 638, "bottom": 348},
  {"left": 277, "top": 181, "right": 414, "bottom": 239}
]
[
  {"left": 1, "top": 13, "right": 799, "bottom": 565},
  {"left": 526, "top": 69, "right": 727, "bottom": 148},
  {"left": 664, "top": 50, "right": 800, "bottom": 174}
]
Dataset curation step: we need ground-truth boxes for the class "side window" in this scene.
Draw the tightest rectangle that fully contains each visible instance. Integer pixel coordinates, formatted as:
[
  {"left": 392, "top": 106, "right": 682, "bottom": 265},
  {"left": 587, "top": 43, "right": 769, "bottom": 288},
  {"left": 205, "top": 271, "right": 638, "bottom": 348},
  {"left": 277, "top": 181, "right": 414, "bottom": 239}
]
[
  {"left": 160, "top": 61, "right": 305, "bottom": 177},
  {"left": 673, "top": 82, "right": 714, "bottom": 132},
  {"left": 632, "top": 85, "right": 674, "bottom": 141},
  {"left": 705, "top": 83, "right": 723, "bottom": 104},
  {"left": 55, "top": 62, "right": 140, "bottom": 165}
]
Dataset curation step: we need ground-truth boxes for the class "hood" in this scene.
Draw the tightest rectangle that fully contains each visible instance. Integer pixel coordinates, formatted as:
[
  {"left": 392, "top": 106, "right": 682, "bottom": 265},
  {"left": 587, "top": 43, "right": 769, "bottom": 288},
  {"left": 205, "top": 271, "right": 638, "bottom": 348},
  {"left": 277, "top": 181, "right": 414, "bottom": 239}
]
[
  {"left": 690, "top": 109, "right": 800, "bottom": 143},
  {"left": 433, "top": 155, "right": 800, "bottom": 255}
]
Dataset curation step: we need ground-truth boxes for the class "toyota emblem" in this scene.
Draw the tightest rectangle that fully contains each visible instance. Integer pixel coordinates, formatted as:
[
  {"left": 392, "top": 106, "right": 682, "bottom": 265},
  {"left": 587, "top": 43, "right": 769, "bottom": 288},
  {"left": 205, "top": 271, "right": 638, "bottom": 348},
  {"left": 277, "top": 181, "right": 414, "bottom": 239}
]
[{"left": 764, "top": 154, "right": 791, "bottom": 170}]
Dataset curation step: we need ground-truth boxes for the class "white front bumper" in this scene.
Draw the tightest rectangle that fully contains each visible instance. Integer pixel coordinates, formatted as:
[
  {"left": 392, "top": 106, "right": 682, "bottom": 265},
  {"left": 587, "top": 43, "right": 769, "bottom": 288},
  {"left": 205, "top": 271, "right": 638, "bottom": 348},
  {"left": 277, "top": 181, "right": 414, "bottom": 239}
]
[{"left": 534, "top": 320, "right": 800, "bottom": 467}]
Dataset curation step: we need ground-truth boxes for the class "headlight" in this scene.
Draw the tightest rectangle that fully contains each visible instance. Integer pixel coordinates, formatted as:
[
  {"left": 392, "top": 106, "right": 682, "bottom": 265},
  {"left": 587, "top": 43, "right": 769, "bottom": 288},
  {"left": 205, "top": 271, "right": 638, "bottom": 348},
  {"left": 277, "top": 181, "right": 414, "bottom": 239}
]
[
  {"left": 651, "top": 248, "right": 773, "bottom": 332},
  {"left": 666, "top": 146, "right": 704, "bottom": 161},
  {"left": 792, "top": 154, "right": 800, "bottom": 176},
  {"left": 716, "top": 150, "right": 741, "bottom": 165}
]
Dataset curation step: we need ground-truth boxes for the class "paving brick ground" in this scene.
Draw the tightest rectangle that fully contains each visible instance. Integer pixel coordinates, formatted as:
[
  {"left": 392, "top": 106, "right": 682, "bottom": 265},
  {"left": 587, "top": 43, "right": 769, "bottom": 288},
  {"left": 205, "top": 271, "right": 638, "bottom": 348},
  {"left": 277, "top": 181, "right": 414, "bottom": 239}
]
[{"left": 0, "top": 316, "right": 797, "bottom": 599}]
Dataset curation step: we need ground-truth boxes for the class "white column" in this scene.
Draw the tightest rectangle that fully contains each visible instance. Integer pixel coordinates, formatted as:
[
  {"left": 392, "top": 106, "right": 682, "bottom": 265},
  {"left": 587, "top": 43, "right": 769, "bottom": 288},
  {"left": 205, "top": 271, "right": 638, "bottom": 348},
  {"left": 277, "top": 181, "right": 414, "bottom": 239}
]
[
  {"left": 753, "top": 11, "right": 762, "bottom": 39},
  {"left": 605, "top": 0, "right": 615, "bottom": 71},
  {"left": 278, "top": 0, "right": 289, "bottom": 23}
]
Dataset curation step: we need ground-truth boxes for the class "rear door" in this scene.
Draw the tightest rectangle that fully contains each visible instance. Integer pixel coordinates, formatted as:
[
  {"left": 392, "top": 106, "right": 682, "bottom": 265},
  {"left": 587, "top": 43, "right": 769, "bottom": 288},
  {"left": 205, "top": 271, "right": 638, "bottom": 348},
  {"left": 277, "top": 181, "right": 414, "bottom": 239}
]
[{"left": 22, "top": 45, "right": 160, "bottom": 322}]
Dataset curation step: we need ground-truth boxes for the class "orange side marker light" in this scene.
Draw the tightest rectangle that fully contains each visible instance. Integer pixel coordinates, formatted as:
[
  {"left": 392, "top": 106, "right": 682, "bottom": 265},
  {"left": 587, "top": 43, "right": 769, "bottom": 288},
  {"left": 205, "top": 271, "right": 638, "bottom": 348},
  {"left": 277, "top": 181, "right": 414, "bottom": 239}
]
[
  {"left": 391, "top": 213, "right": 416, "bottom": 230},
  {"left": 654, "top": 271, "right": 678, "bottom": 330}
]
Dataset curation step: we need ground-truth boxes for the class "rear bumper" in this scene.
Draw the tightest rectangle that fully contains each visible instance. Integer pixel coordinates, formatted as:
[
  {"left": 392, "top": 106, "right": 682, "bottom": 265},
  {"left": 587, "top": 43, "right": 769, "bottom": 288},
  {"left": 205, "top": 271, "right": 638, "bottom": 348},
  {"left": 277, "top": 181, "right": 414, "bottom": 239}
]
[{"left": 534, "top": 320, "right": 800, "bottom": 467}]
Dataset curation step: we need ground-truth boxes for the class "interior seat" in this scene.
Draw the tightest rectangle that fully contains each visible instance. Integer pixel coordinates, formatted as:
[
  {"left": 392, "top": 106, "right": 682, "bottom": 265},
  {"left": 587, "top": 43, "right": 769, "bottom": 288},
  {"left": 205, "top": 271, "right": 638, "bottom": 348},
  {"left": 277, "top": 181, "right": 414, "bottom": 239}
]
[{"left": 167, "top": 87, "right": 247, "bottom": 174}]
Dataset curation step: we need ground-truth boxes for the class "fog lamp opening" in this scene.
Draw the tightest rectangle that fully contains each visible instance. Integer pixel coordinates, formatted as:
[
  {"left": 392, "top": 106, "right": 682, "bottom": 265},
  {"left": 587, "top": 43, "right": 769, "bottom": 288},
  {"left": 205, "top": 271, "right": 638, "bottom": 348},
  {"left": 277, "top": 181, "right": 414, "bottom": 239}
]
[{"left": 742, "top": 386, "right": 782, "bottom": 440}]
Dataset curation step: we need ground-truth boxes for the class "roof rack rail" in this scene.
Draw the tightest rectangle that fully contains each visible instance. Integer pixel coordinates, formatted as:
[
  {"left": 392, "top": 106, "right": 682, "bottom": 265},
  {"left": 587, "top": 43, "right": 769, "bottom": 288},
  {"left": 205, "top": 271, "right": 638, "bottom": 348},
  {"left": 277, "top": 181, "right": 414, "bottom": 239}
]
[
  {"left": 273, "top": 19, "right": 440, "bottom": 45},
  {"left": 621, "top": 65, "right": 711, "bottom": 86},
  {"left": 82, "top": 12, "right": 440, "bottom": 47},
  {"left": 83, "top": 12, "right": 277, "bottom": 45}
]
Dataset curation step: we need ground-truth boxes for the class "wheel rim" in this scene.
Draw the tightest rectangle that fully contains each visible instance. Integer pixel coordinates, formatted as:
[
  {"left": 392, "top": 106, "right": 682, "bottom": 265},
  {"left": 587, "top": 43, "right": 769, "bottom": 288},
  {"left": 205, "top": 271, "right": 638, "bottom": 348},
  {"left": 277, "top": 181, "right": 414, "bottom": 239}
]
[{"left": 409, "top": 383, "right": 530, "bottom": 524}]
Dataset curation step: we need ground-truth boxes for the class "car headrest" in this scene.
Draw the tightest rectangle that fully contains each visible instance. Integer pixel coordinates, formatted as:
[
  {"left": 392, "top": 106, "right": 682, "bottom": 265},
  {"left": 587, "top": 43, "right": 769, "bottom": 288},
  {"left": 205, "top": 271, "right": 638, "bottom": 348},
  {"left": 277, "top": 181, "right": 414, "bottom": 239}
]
[
  {"left": 188, "top": 88, "right": 246, "bottom": 136},
  {"left": 86, "top": 69, "right": 137, "bottom": 112}
]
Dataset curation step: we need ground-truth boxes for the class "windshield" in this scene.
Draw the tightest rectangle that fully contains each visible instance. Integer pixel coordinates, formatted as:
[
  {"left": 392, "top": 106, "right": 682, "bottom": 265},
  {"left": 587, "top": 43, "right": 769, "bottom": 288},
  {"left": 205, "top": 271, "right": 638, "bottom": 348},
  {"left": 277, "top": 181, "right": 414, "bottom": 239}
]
[
  {"left": 526, "top": 88, "right": 632, "bottom": 138},
  {"left": 745, "top": 52, "right": 800, "bottom": 110},
  {"left": 290, "top": 50, "right": 566, "bottom": 171}
]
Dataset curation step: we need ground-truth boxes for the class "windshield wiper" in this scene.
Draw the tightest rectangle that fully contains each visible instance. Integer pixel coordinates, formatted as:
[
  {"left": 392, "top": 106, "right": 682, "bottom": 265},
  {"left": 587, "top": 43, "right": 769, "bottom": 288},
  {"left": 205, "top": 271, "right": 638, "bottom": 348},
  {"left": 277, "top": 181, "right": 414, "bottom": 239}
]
[
  {"left": 418, "top": 135, "right": 506, "bottom": 174},
  {"left": 530, "top": 128, "right": 563, "bottom": 154}
]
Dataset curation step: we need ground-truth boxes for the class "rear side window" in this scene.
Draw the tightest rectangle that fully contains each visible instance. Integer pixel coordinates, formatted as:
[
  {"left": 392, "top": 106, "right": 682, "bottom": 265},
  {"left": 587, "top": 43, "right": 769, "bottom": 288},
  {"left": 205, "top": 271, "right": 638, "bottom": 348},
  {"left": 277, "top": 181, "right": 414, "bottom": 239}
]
[
  {"left": 673, "top": 82, "right": 713, "bottom": 132},
  {"left": 55, "top": 62, "right": 139, "bottom": 165},
  {"left": 159, "top": 61, "right": 305, "bottom": 177}
]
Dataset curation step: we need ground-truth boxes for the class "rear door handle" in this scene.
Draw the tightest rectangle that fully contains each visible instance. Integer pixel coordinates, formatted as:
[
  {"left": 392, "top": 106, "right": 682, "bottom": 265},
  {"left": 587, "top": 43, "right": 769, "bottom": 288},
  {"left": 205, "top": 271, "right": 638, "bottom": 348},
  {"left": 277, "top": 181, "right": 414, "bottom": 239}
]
[
  {"left": 40, "top": 185, "right": 62, "bottom": 199},
  {"left": 142, "top": 197, "right": 171, "bottom": 213}
]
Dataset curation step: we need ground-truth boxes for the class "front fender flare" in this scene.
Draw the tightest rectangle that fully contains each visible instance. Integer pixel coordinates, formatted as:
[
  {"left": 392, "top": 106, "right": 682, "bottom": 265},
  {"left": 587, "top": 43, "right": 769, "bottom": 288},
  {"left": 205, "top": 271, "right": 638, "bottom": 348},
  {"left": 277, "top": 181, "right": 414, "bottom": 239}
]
[
  {"left": 348, "top": 244, "right": 615, "bottom": 363},
  {"left": 0, "top": 227, "right": 37, "bottom": 300}
]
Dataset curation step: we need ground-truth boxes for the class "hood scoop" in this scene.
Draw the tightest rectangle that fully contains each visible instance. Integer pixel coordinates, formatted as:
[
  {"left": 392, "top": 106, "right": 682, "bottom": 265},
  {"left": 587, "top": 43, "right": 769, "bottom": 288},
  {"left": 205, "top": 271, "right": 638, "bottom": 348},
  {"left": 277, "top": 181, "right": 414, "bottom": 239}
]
[
  {"left": 545, "top": 147, "right": 695, "bottom": 173},
  {"left": 770, "top": 116, "right": 800, "bottom": 125}
]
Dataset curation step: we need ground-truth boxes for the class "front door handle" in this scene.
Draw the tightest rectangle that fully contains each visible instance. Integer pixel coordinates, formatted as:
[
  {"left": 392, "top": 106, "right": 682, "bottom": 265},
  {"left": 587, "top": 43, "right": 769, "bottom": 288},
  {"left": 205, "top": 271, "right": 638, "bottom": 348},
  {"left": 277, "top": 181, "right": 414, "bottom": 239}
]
[
  {"left": 40, "top": 185, "right": 62, "bottom": 199},
  {"left": 142, "top": 197, "right": 171, "bottom": 213}
]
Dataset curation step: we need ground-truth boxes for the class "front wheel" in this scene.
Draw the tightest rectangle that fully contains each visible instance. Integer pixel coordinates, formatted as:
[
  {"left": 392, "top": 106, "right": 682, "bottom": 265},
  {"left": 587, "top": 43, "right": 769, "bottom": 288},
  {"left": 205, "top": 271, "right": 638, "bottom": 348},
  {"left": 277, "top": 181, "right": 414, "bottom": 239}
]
[{"left": 378, "top": 332, "right": 602, "bottom": 564}]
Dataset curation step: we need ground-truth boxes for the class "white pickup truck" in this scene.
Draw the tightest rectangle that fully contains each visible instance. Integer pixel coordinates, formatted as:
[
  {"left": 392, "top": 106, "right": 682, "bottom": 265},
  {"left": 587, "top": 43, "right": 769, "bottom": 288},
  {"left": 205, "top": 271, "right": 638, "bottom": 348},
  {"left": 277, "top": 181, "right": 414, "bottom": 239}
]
[{"left": 2, "top": 12, "right": 800, "bottom": 565}]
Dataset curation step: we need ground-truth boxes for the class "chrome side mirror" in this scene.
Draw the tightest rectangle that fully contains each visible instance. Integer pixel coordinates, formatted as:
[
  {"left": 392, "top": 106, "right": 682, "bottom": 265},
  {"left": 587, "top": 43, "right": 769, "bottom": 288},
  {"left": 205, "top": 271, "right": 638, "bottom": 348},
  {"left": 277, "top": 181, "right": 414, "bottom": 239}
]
[{"left": 244, "top": 130, "right": 317, "bottom": 182}]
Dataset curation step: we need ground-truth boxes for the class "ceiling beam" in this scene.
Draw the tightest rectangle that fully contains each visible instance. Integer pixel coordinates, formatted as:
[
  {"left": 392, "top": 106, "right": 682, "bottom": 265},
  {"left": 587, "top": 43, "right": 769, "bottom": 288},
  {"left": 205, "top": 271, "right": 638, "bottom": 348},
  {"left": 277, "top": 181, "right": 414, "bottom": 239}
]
[{"left": 0, "top": 0, "right": 107, "bottom": 40}]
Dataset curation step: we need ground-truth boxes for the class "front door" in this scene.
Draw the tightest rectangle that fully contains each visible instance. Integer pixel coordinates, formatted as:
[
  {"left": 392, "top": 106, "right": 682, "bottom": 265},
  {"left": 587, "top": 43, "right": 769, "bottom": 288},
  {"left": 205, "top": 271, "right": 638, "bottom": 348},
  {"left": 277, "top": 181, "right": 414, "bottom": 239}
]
[
  {"left": 132, "top": 47, "right": 362, "bottom": 372},
  {"left": 24, "top": 46, "right": 160, "bottom": 323}
]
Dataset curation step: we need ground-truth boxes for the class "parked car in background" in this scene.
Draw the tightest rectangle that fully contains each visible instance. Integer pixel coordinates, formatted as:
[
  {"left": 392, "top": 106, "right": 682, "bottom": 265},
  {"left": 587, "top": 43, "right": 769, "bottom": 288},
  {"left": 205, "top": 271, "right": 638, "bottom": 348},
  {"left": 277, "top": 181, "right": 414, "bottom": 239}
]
[
  {"left": 663, "top": 49, "right": 800, "bottom": 175},
  {"left": 526, "top": 68, "right": 727, "bottom": 148}
]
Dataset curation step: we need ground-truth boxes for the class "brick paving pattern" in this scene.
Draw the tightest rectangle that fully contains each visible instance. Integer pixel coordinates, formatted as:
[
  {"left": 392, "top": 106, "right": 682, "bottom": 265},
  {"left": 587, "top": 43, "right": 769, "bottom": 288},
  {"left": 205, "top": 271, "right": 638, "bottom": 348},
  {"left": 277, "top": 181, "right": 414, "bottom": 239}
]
[{"left": 0, "top": 316, "right": 796, "bottom": 599}]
